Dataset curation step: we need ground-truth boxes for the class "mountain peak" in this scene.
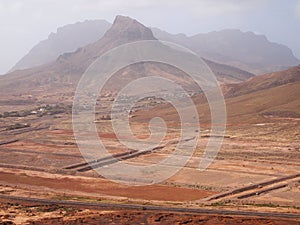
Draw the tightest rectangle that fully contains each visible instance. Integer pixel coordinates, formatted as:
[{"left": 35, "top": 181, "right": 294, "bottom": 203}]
[
  {"left": 103, "top": 15, "right": 156, "bottom": 41},
  {"left": 113, "top": 15, "right": 136, "bottom": 24}
]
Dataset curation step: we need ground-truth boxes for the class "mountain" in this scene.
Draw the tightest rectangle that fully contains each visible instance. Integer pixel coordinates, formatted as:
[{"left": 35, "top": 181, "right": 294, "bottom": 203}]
[
  {"left": 0, "top": 16, "right": 254, "bottom": 99},
  {"left": 152, "top": 28, "right": 300, "bottom": 74},
  {"left": 0, "top": 16, "right": 154, "bottom": 93},
  {"left": 10, "top": 19, "right": 299, "bottom": 76},
  {"left": 10, "top": 20, "right": 111, "bottom": 72}
]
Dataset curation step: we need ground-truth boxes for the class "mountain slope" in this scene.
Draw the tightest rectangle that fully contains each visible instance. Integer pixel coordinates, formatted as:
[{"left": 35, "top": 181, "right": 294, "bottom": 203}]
[
  {"left": 225, "top": 79, "right": 300, "bottom": 124},
  {"left": 0, "top": 16, "right": 156, "bottom": 94},
  {"left": 225, "top": 64, "right": 300, "bottom": 98},
  {"left": 133, "top": 64, "right": 300, "bottom": 126},
  {"left": 152, "top": 28, "right": 299, "bottom": 74},
  {"left": 203, "top": 59, "right": 254, "bottom": 83},
  {"left": 219, "top": 64, "right": 300, "bottom": 123},
  {"left": 0, "top": 16, "right": 160, "bottom": 99},
  {"left": 11, "top": 20, "right": 111, "bottom": 72}
]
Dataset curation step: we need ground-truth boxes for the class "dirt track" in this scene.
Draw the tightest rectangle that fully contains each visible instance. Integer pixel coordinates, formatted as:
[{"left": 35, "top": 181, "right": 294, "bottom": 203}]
[{"left": 208, "top": 173, "right": 300, "bottom": 201}]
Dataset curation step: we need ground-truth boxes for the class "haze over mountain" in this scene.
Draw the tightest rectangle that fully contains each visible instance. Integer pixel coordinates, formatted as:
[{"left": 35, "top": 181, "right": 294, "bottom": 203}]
[
  {"left": 11, "top": 20, "right": 111, "bottom": 72},
  {"left": 0, "top": 16, "right": 254, "bottom": 99},
  {"left": 9, "top": 18, "right": 299, "bottom": 75},
  {"left": 152, "top": 28, "right": 299, "bottom": 74}
]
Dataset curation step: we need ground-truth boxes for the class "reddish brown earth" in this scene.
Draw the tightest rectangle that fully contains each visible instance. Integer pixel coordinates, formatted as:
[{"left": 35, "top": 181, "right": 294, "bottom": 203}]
[
  {"left": 0, "top": 171, "right": 215, "bottom": 201},
  {"left": 0, "top": 203, "right": 298, "bottom": 225},
  {"left": 30, "top": 212, "right": 300, "bottom": 225}
]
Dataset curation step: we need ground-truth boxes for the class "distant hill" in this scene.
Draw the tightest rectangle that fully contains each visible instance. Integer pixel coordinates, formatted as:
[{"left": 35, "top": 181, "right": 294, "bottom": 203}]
[
  {"left": 0, "top": 16, "right": 254, "bottom": 98},
  {"left": 152, "top": 28, "right": 300, "bottom": 74},
  {"left": 10, "top": 20, "right": 111, "bottom": 72},
  {"left": 10, "top": 19, "right": 299, "bottom": 76}
]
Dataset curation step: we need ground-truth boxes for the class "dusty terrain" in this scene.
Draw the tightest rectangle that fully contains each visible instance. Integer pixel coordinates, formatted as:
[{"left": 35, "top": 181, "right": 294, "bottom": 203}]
[{"left": 0, "top": 92, "right": 299, "bottom": 224}]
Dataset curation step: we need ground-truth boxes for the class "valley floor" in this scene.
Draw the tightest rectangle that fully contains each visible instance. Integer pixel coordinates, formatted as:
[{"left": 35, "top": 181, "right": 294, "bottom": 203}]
[{"left": 0, "top": 99, "right": 299, "bottom": 224}]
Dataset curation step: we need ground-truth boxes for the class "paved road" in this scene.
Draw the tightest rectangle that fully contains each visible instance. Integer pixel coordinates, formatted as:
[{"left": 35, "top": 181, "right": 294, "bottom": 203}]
[{"left": 0, "top": 194, "right": 299, "bottom": 219}]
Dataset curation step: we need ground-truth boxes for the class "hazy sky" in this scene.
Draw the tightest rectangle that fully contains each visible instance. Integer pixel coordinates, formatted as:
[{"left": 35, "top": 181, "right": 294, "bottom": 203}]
[{"left": 0, "top": 0, "right": 299, "bottom": 74}]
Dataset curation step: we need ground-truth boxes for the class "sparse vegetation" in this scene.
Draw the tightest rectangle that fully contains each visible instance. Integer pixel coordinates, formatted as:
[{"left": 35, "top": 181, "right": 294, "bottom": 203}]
[
  {"left": 1, "top": 104, "right": 72, "bottom": 119},
  {"left": 167, "top": 182, "right": 214, "bottom": 191},
  {"left": 101, "top": 115, "right": 111, "bottom": 120},
  {"left": 210, "top": 201, "right": 227, "bottom": 207},
  {"left": 5, "top": 123, "right": 30, "bottom": 131},
  {"left": 52, "top": 195, "right": 100, "bottom": 203},
  {"left": 244, "top": 203, "right": 300, "bottom": 210}
]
